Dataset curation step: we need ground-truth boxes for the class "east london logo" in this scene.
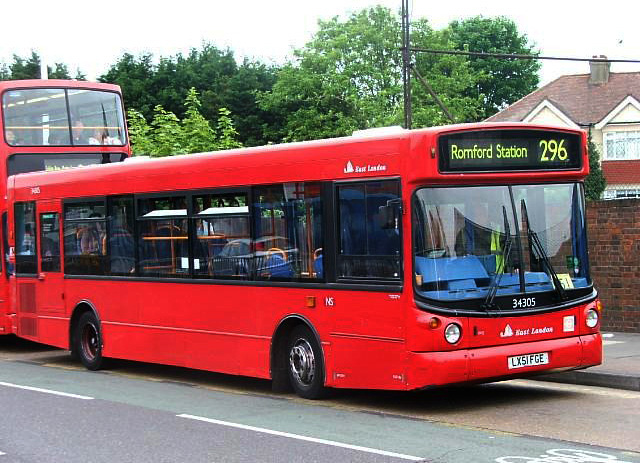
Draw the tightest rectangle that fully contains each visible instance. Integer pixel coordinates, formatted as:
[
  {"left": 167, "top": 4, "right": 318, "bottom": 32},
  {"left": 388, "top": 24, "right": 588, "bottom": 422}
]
[
  {"left": 344, "top": 161, "right": 388, "bottom": 174},
  {"left": 500, "top": 324, "right": 553, "bottom": 338}
]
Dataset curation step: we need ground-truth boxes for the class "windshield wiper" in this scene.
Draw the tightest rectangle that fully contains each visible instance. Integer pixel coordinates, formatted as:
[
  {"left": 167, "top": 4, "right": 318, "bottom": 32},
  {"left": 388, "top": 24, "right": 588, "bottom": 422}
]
[
  {"left": 521, "top": 199, "right": 567, "bottom": 301},
  {"left": 482, "top": 206, "right": 513, "bottom": 312}
]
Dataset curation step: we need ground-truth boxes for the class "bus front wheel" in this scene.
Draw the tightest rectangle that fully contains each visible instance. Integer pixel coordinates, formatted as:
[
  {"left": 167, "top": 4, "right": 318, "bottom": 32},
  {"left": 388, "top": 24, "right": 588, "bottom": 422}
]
[
  {"left": 287, "top": 326, "right": 326, "bottom": 399},
  {"left": 74, "top": 312, "right": 105, "bottom": 371}
]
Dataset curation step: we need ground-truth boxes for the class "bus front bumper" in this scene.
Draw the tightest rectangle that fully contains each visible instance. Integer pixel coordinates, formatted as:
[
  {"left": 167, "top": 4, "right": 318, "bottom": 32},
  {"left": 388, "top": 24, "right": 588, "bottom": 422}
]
[{"left": 406, "top": 333, "right": 602, "bottom": 390}]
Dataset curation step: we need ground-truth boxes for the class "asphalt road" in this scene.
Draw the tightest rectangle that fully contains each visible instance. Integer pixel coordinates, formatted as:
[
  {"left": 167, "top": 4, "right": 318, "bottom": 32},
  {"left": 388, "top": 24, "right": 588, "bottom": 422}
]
[{"left": 0, "top": 337, "right": 639, "bottom": 463}]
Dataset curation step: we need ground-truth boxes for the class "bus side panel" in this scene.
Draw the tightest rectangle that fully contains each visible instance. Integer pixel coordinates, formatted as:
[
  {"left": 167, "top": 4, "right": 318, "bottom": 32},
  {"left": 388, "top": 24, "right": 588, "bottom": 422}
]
[
  {"left": 66, "top": 280, "right": 272, "bottom": 378},
  {"left": 329, "top": 337, "right": 407, "bottom": 389},
  {"left": 38, "top": 317, "right": 69, "bottom": 349},
  {"left": 328, "top": 290, "right": 407, "bottom": 390}
]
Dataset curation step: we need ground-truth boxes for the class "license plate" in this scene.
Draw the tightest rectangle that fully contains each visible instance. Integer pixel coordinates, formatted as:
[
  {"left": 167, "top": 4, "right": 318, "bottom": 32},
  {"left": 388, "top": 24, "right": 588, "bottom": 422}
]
[{"left": 507, "top": 352, "right": 549, "bottom": 369}]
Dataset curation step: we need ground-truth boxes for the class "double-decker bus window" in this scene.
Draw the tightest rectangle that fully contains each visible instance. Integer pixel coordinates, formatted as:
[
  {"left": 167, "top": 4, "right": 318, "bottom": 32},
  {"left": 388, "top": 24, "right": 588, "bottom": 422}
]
[
  {"left": 14, "top": 202, "right": 37, "bottom": 274},
  {"left": 40, "top": 212, "right": 61, "bottom": 272},
  {"left": 67, "top": 89, "right": 125, "bottom": 146},
  {"left": 253, "top": 183, "right": 323, "bottom": 281},
  {"left": 337, "top": 180, "right": 401, "bottom": 280},
  {"left": 192, "top": 192, "right": 250, "bottom": 279},
  {"left": 7, "top": 153, "right": 127, "bottom": 176},
  {"left": 3, "top": 89, "right": 69, "bottom": 146},
  {"left": 107, "top": 196, "right": 135, "bottom": 275},
  {"left": 63, "top": 202, "right": 107, "bottom": 275},
  {"left": 2, "top": 88, "right": 126, "bottom": 147},
  {"left": 138, "top": 196, "right": 188, "bottom": 278}
]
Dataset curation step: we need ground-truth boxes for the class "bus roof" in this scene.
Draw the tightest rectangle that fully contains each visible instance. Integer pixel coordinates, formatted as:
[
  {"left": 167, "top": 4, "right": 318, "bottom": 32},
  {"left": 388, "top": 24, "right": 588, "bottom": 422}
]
[
  {"left": 9, "top": 122, "right": 588, "bottom": 201},
  {"left": 0, "top": 79, "right": 122, "bottom": 93}
]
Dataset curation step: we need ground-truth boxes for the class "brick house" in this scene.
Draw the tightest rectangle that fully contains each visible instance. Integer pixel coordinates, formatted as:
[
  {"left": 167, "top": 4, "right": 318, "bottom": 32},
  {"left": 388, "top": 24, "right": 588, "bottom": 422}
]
[{"left": 487, "top": 57, "right": 640, "bottom": 199}]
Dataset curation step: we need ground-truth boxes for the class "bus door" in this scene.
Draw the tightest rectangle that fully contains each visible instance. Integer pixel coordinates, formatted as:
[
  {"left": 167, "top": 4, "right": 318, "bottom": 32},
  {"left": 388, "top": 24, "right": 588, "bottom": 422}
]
[{"left": 35, "top": 200, "right": 65, "bottom": 319}]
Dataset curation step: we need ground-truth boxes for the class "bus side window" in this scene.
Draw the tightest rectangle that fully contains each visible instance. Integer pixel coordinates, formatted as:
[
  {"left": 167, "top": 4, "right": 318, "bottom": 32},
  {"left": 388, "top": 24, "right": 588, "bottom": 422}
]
[
  {"left": 253, "top": 183, "right": 323, "bottom": 281},
  {"left": 137, "top": 196, "right": 188, "bottom": 278},
  {"left": 14, "top": 202, "right": 38, "bottom": 274},
  {"left": 107, "top": 196, "right": 135, "bottom": 275},
  {"left": 63, "top": 201, "right": 108, "bottom": 275},
  {"left": 40, "top": 212, "right": 61, "bottom": 272},
  {"left": 336, "top": 180, "right": 401, "bottom": 281}
]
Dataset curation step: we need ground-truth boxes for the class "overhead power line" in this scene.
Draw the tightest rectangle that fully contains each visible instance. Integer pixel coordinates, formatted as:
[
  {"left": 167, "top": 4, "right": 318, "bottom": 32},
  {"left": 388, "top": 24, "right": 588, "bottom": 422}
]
[{"left": 409, "top": 48, "right": 640, "bottom": 64}]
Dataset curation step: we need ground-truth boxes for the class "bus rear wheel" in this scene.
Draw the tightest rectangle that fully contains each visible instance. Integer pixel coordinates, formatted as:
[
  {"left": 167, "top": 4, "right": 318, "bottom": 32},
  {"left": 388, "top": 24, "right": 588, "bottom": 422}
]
[
  {"left": 74, "top": 312, "right": 105, "bottom": 371},
  {"left": 287, "top": 326, "right": 326, "bottom": 399}
]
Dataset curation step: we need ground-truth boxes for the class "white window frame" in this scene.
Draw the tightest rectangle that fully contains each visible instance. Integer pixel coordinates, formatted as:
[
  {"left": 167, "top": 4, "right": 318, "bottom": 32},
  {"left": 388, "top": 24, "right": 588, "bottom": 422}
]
[
  {"left": 604, "top": 188, "right": 640, "bottom": 200},
  {"left": 603, "top": 131, "right": 640, "bottom": 161}
]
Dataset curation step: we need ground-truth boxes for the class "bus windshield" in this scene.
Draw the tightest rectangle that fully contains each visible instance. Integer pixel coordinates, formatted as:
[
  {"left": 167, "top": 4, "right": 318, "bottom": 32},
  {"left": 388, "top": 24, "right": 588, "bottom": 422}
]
[
  {"left": 413, "top": 183, "right": 591, "bottom": 302},
  {"left": 3, "top": 88, "right": 126, "bottom": 147}
]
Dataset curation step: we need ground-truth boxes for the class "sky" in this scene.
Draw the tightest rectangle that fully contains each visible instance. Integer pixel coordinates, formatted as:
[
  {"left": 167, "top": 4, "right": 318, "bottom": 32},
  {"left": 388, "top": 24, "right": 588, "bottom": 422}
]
[{"left": 1, "top": 0, "right": 639, "bottom": 86}]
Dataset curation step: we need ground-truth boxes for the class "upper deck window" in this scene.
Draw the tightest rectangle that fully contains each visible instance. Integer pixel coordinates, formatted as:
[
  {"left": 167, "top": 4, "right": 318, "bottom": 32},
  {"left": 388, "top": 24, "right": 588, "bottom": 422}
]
[{"left": 3, "top": 88, "right": 126, "bottom": 147}]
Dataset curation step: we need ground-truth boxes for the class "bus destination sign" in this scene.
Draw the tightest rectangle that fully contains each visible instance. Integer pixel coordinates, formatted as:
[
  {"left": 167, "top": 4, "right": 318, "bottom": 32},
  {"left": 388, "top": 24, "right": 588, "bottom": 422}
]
[{"left": 438, "top": 129, "right": 582, "bottom": 173}]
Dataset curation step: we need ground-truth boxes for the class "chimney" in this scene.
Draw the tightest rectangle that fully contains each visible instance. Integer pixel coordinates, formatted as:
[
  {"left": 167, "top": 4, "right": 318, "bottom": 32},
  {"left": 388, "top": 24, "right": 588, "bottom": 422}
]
[{"left": 589, "top": 55, "right": 610, "bottom": 84}]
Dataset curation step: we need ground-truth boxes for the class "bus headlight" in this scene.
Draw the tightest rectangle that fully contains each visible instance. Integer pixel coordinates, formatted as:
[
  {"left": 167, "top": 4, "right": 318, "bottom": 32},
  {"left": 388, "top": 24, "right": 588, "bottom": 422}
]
[
  {"left": 444, "top": 323, "right": 462, "bottom": 344},
  {"left": 586, "top": 309, "right": 599, "bottom": 328}
]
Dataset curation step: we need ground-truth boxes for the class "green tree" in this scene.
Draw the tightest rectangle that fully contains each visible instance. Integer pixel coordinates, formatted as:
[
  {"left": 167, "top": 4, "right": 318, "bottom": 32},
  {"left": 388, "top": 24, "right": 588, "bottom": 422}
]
[
  {"left": 259, "top": 6, "right": 481, "bottom": 142},
  {"left": 448, "top": 16, "right": 540, "bottom": 120},
  {"left": 585, "top": 131, "right": 606, "bottom": 200},
  {"left": 127, "top": 88, "right": 242, "bottom": 156},
  {"left": 74, "top": 68, "right": 87, "bottom": 81},
  {"left": 48, "top": 62, "right": 71, "bottom": 79},
  {"left": 216, "top": 107, "right": 242, "bottom": 150},
  {"left": 9, "top": 51, "right": 42, "bottom": 79},
  {"left": 127, "top": 108, "right": 155, "bottom": 155},
  {"left": 150, "top": 105, "right": 185, "bottom": 156},
  {"left": 101, "top": 44, "right": 280, "bottom": 146},
  {"left": 0, "top": 63, "right": 10, "bottom": 80},
  {"left": 1, "top": 51, "right": 83, "bottom": 81},
  {"left": 100, "top": 53, "right": 157, "bottom": 119},
  {"left": 182, "top": 87, "right": 217, "bottom": 153}
]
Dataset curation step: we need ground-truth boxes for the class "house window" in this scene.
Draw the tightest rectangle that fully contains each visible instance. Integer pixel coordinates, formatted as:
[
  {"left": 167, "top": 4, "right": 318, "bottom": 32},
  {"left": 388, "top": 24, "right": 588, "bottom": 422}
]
[
  {"left": 603, "top": 131, "right": 640, "bottom": 160},
  {"left": 604, "top": 188, "right": 640, "bottom": 200}
]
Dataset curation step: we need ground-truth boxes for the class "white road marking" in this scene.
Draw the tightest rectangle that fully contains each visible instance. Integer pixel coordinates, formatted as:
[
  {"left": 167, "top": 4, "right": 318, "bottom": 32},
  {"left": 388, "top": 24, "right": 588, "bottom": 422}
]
[
  {"left": 0, "top": 382, "right": 94, "bottom": 400},
  {"left": 508, "top": 379, "right": 639, "bottom": 398},
  {"left": 0, "top": 451, "right": 5, "bottom": 456},
  {"left": 603, "top": 340, "right": 623, "bottom": 345},
  {"left": 177, "top": 413, "right": 424, "bottom": 461},
  {"left": 496, "top": 448, "right": 633, "bottom": 463}
]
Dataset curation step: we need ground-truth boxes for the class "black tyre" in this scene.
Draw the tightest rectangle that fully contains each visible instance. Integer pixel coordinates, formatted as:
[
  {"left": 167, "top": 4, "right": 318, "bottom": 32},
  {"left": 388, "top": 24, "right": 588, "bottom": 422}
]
[
  {"left": 74, "top": 311, "right": 105, "bottom": 370},
  {"left": 287, "top": 325, "right": 327, "bottom": 399}
]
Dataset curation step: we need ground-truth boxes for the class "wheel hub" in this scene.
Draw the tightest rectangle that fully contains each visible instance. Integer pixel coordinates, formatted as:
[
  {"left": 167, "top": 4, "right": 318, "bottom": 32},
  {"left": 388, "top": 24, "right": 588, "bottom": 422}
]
[
  {"left": 289, "top": 338, "right": 315, "bottom": 386},
  {"left": 81, "top": 323, "right": 99, "bottom": 360}
]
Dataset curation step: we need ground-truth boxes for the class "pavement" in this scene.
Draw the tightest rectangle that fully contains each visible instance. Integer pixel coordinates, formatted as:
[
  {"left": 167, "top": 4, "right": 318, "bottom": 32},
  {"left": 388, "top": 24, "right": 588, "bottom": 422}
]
[{"left": 535, "top": 332, "right": 640, "bottom": 391}]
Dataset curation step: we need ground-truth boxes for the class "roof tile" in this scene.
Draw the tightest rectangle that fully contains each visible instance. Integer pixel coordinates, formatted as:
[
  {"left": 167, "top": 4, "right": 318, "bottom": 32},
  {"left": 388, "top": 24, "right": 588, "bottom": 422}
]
[{"left": 486, "top": 72, "right": 640, "bottom": 125}]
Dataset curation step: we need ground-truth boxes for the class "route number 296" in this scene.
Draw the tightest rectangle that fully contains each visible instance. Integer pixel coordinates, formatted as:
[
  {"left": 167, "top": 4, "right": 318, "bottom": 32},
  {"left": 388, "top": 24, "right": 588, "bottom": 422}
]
[{"left": 539, "top": 139, "right": 568, "bottom": 162}]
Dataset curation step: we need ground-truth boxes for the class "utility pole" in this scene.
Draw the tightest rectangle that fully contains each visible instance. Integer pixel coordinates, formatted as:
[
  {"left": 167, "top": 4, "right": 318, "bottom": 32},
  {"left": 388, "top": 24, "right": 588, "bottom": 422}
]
[
  {"left": 401, "top": 0, "right": 411, "bottom": 129},
  {"left": 40, "top": 50, "right": 48, "bottom": 80}
]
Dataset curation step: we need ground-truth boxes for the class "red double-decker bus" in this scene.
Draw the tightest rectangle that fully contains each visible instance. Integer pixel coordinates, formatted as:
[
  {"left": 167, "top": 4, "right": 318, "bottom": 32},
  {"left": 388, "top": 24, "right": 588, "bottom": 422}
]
[
  {"left": 0, "top": 79, "right": 130, "bottom": 335},
  {"left": 7, "top": 123, "right": 601, "bottom": 398}
]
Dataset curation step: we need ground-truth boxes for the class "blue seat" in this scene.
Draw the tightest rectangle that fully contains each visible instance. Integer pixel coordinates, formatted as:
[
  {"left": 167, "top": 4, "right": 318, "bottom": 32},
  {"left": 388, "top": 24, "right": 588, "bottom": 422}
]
[
  {"left": 415, "top": 255, "right": 489, "bottom": 284},
  {"left": 448, "top": 279, "right": 478, "bottom": 290},
  {"left": 263, "top": 254, "right": 293, "bottom": 278},
  {"left": 314, "top": 254, "right": 323, "bottom": 278}
]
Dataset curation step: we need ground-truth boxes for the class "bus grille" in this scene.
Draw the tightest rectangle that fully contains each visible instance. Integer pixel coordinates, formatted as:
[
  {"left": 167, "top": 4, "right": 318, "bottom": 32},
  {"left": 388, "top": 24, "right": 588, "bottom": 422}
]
[
  {"left": 19, "top": 317, "right": 37, "bottom": 337},
  {"left": 19, "top": 283, "right": 36, "bottom": 313}
]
